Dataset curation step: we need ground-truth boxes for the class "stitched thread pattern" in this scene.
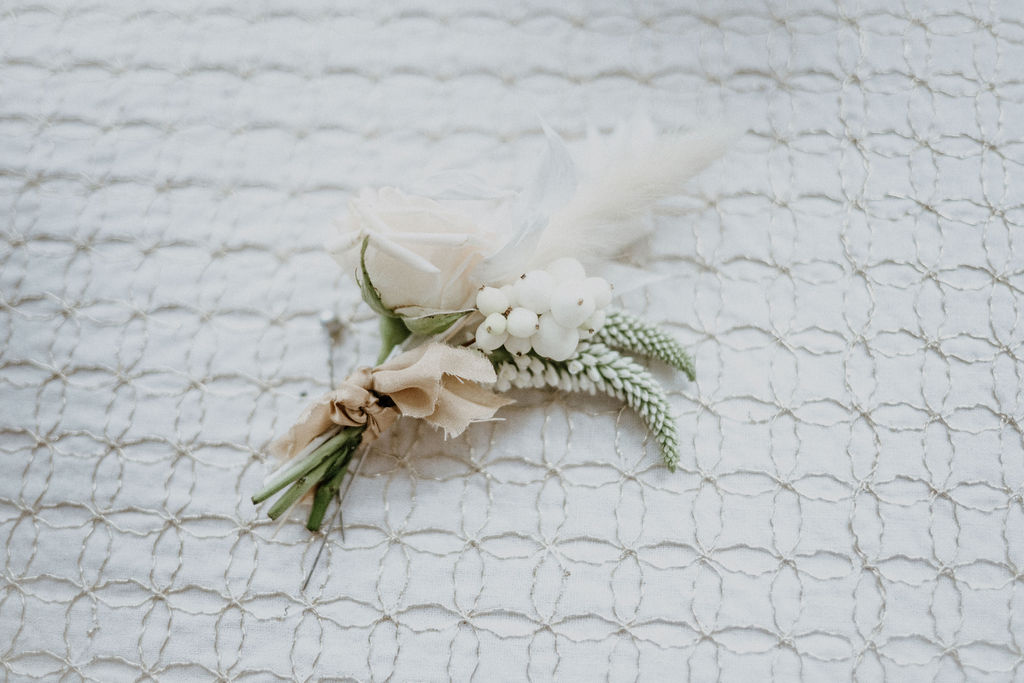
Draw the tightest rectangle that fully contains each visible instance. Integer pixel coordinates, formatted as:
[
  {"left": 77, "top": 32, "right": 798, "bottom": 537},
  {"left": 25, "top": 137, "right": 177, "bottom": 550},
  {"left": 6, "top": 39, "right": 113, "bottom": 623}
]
[{"left": 2, "top": 1, "right": 1023, "bottom": 680}]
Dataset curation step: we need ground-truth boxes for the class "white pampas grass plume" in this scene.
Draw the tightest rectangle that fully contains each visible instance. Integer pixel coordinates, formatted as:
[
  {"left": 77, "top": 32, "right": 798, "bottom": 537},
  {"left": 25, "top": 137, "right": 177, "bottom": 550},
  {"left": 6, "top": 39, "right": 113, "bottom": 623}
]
[
  {"left": 530, "top": 117, "right": 738, "bottom": 267},
  {"left": 475, "top": 121, "right": 577, "bottom": 284}
]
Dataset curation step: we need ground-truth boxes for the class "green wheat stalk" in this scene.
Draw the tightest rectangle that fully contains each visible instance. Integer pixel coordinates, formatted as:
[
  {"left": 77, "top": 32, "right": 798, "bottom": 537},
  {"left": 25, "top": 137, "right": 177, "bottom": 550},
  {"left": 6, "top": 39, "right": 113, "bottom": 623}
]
[
  {"left": 594, "top": 309, "right": 695, "bottom": 381},
  {"left": 491, "top": 342, "right": 681, "bottom": 471}
]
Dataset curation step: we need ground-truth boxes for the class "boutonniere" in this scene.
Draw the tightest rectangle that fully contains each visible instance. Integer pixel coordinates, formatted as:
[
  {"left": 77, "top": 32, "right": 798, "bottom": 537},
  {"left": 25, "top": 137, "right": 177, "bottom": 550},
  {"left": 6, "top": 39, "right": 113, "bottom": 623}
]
[{"left": 253, "top": 115, "right": 732, "bottom": 538}]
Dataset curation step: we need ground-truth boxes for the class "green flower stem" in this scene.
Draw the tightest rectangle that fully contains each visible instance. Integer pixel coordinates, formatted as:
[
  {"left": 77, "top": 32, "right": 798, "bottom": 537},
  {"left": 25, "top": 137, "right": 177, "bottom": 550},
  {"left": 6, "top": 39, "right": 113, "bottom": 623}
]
[
  {"left": 252, "top": 428, "right": 361, "bottom": 505},
  {"left": 266, "top": 456, "right": 336, "bottom": 521},
  {"left": 252, "top": 430, "right": 338, "bottom": 504},
  {"left": 258, "top": 426, "right": 367, "bottom": 522},
  {"left": 305, "top": 447, "right": 355, "bottom": 531}
]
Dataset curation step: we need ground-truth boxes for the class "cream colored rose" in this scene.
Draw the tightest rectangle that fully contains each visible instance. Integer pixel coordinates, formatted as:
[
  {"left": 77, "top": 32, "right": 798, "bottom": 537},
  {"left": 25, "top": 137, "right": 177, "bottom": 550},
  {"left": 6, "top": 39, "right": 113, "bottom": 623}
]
[{"left": 331, "top": 188, "right": 491, "bottom": 316}]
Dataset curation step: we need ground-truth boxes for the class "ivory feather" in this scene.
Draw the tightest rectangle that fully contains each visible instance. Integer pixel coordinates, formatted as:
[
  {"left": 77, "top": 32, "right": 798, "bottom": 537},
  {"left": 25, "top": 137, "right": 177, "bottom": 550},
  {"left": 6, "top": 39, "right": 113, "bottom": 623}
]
[
  {"left": 529, "top": 124, "right": 737, "bottom": 267},
  {"left": 474, "top": 121, "right": 577, "bottom": 284}
]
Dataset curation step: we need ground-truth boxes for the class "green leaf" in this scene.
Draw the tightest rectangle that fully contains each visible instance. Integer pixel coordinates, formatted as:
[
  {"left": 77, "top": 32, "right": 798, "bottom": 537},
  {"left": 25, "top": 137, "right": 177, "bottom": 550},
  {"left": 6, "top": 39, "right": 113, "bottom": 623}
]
[
  {"left": 358, "top": 236, "right": 395, "bottom": 317},
  {"left": 401, "top": 310, "right": 470, "bottom": 336},
  {"left": 377, "top": 315, "right": 412, "bottom": 364}
]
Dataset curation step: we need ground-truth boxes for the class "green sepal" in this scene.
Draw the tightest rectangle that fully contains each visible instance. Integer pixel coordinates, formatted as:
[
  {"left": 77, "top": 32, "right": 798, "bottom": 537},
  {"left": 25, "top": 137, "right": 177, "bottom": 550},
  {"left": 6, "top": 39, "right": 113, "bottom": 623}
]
[
  {"left": 378, "top": 315, "right": 412, "bottom": 364},
  {"left": 358, "top": 236, "right": 394, "bottom": 317},
  {"left": 359, "top": 235, "right": 469, "bottom": 345},
  {"left": 401, "top": 310, "right": 470, "bottom": 336}
]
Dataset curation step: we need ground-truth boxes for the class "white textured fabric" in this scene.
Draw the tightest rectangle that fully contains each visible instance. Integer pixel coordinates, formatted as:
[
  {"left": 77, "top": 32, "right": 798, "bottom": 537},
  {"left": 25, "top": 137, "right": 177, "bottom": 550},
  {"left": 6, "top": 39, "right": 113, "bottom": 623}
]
[{"left": 2, "top": 1, "right": 1023, "bottom": 681}]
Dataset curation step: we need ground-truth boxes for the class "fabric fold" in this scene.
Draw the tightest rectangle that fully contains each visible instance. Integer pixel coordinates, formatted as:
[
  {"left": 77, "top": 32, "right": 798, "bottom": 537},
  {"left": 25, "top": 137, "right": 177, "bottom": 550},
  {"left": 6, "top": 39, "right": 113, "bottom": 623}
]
[{"left": 271, "top": 343, "right": 512, "bottom": 460}]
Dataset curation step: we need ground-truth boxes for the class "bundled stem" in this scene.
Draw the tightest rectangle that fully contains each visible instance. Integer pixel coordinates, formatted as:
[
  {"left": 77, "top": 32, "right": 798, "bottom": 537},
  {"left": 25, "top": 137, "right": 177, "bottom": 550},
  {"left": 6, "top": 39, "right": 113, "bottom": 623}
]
[{"left": 252, "top": 425, "right": 366, "bottom": 530}]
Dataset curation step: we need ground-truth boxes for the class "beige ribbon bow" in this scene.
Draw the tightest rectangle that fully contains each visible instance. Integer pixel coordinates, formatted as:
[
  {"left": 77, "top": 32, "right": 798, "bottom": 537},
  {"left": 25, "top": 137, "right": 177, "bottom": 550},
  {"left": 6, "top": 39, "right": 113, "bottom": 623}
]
[{"left": 270, "top": 342, "right": 513, "bottom": 460}]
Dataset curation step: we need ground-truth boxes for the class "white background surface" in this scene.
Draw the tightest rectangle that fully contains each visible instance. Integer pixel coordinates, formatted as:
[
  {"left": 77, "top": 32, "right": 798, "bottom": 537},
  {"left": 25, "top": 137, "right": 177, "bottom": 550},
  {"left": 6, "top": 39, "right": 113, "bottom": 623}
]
[{"left": 3, "top": 1, "right": 1024, "bottom": 680}]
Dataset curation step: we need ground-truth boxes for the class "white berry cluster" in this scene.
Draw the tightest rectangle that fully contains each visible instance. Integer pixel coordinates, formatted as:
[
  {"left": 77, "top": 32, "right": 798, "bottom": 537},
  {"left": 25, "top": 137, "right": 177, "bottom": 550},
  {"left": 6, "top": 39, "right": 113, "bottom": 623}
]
[{"left": 472, "top": 257, "right": 612, "bottom": 361}]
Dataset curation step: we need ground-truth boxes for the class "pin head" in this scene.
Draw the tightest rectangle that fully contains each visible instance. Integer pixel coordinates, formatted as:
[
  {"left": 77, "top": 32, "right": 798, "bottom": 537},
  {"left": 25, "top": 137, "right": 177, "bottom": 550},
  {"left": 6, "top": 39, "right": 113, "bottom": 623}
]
[{"left": 319, "top": 310, "right": 344, "bottom": 338}]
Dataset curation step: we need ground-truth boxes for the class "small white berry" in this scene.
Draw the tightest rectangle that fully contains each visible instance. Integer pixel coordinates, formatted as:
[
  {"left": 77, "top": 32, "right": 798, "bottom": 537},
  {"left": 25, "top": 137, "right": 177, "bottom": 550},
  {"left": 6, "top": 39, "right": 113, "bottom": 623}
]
[
  {"left": 506, "top": 307, "right": 539, "bottom": 338},
  {"left": 499, "top": 284, "right": 518, "bottom": 309},
  {"left": 545, "top": 257, "right": 586, "bottom": 283},
  {"left": 549, "top": 283, "right": 596, "bottom": 328},
  {"left": 483, "top": 312, "right": 507, "bottom": 336},
  {"left": 579, "top": 309, "right": 606, "bottom": 338},
  {"left": 583, "top": 277, "right": 612, "bottom": 309},
  {"left": 503, "top": 335, "right": 532, "bottom": 356},
  {"left": 476, "top": 287, "right": 508, "bottom": 316},
  {"left": 531, "top": 314, "right": 580, "bottom": 361},
  {"left": 514, "top": 270, "right": 555, "bottom": 313},
  {"left": 474, "top": 322, "right": 507, "bottom": 351}
]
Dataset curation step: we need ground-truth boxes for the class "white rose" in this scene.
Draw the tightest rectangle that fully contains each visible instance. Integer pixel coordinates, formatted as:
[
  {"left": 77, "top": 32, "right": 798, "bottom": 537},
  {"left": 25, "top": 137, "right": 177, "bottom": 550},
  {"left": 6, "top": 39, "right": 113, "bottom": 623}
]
[{"left": 331, "top": 187, "right": 492, "bottom": 316}]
